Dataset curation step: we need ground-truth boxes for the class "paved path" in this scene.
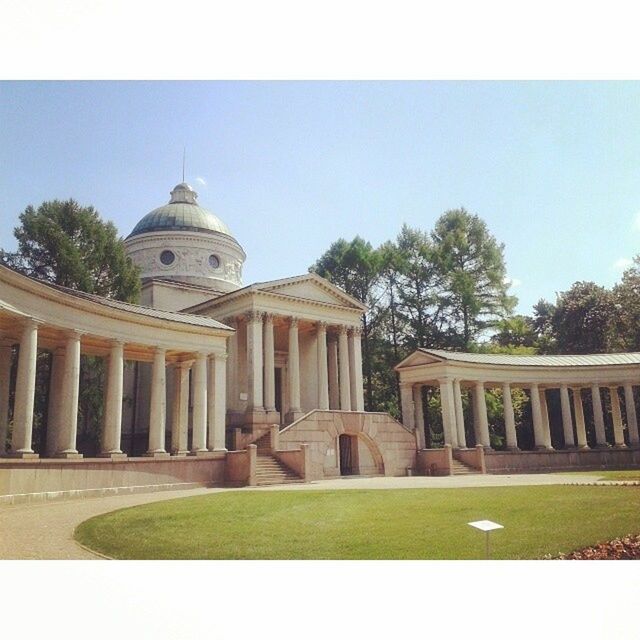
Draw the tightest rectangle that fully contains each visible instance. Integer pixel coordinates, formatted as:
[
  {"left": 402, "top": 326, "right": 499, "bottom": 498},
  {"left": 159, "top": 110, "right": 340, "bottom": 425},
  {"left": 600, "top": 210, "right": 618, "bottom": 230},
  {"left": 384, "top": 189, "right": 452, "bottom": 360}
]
[{"left": 0, "top": 473, "right": 604, "bottom": 560}]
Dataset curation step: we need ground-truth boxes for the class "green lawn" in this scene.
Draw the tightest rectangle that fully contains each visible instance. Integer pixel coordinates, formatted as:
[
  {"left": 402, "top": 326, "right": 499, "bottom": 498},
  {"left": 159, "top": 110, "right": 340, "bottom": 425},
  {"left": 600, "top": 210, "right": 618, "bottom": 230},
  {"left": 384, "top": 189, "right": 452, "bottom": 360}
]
[
  {"left": 562, "top": 470, "right": 640, "bottom": 482},
  {"left": 74, "top": 486, "right": 640, "bottom": 560}
]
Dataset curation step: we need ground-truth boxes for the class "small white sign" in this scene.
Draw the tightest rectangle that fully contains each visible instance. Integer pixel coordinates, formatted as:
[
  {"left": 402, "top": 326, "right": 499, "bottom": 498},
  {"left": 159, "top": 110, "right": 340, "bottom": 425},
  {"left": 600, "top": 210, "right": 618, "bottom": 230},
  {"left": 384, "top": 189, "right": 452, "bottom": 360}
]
[{"left": 468, "top": 520, "right": 504, "bottom": 532}]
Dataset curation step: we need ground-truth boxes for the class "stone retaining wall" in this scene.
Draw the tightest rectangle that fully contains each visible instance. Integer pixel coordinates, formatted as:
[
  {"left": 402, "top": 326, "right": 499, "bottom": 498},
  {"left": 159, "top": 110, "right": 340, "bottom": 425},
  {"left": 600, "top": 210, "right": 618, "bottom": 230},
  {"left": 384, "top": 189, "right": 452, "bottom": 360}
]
[{"left": 0, "top": 455, "right": 227, "bottom": 503}]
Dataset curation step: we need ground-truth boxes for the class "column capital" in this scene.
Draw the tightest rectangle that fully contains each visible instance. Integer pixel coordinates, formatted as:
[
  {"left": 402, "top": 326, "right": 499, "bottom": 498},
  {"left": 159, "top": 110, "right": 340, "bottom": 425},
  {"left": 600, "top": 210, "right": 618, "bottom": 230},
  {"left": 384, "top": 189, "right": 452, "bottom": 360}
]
[
  {"left": 348, "top": 325, "right": 363, "bottom": 337},
  {"left": 317, "top": 320, "right": 328, "bottom": 331},
  {"left": 339, "top": 324, "right": 349, "bottom": 336},
  {"left": 399, "top": 381, "right": 414, "bottom": 390},
  {"left": 289, "top": 316, "right": 299, "bottom": 328},
  {"left": 209, "top": 352, "right": 228, "bottom": 362},
  {"left": 63, "top": 328, "right": 84, "bottom": 340},
  {"left": 173, "top": 360, "right": 193, "bottom": 370},
  {"left": 22, "top": 317, "right": 43, "bottom": 330},
  {"left": 264, "top": 312, "right": 275, "bottom": 324},
  {"left": 222, "top": 315, "right": 237, "bottom": 326},
  {"left": 245, "top": 310, "right": 264, "bottom": 323},
  {"left": 109, "top": 338, "right": 125, "bottom": 348},
  {"left": 153, "top": 346, "right": 166, "bottom": 356}
]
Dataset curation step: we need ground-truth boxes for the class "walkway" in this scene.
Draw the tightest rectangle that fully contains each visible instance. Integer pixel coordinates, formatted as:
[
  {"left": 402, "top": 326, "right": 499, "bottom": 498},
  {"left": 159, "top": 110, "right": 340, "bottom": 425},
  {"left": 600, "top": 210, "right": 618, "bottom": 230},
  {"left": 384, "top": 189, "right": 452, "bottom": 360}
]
[{"left": 0, "top": 473, "right": 604, "bottom": 559}]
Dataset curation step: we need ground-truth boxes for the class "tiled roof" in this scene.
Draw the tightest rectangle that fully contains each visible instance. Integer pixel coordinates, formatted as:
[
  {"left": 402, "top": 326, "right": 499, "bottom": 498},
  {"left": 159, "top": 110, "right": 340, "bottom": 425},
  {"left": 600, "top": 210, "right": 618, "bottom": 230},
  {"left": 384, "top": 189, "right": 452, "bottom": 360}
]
[{"left": 419, "top": 348, "right": 640, "bottom": 367}]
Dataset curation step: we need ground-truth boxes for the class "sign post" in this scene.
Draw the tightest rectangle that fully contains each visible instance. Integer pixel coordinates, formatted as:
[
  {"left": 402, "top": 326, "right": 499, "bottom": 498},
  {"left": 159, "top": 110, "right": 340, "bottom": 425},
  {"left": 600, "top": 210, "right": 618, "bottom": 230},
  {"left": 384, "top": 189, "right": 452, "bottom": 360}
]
[{"left": 468, "top": 520, "right": 504, "bottom": 559}]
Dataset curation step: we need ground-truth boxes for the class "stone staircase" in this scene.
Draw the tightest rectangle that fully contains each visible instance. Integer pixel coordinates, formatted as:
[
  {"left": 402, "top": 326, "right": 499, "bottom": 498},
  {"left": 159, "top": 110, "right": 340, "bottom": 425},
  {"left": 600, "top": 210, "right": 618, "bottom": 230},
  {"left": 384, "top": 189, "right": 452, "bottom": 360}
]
[
  {"left": 253, "top": 432, "right": 304, "bottom": 486},
  {"left": 255, "top": 452, "right": 304, "bottom": 486},
  {"left": 451, "top": 458, "right": 480, "bottom": 475}
]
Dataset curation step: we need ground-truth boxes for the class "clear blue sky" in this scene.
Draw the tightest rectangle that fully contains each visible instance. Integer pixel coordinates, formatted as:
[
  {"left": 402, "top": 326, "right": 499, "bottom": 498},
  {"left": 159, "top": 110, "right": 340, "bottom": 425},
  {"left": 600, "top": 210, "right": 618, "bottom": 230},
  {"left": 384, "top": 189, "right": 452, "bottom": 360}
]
[{"left": 1, "top": 81, "right": 638, "bottom": 314}]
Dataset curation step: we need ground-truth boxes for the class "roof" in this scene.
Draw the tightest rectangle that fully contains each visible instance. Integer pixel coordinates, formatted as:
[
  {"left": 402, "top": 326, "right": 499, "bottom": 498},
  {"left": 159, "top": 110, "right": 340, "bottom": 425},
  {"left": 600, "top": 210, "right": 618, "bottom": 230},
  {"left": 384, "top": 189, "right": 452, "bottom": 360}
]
[
  {"left": 126, "top": 183, "right": 233, "bottom": 239},
  {"left": 0, "top": 265, "right": 232, "bottom": 332},
  {"left": 405, "top": 348, "right": 640, "bottom": 368}
]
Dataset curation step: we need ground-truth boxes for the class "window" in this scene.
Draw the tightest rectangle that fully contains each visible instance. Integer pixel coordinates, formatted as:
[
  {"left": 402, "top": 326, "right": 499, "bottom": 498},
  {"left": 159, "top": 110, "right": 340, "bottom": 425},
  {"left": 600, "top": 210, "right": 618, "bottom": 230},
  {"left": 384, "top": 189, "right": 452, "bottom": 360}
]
[
  {"left": 208, "top": 254, "right": 220, "bottom": 269},
  {"left": 160, "top": 250, "right": 175, "bottom": 265}
]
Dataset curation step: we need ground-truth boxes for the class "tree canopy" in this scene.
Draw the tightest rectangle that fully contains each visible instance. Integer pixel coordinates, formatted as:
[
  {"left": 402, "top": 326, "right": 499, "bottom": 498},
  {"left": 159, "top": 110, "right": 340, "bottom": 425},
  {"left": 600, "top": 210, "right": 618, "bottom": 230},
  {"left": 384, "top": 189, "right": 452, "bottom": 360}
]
[{"left": 1, "top": 199, "right": 140, "bottom": 303}]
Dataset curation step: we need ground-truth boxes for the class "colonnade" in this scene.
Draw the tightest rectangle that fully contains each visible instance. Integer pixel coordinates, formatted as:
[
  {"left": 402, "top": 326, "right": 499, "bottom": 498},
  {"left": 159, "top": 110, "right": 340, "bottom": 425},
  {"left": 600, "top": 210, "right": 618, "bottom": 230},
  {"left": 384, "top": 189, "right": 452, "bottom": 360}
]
[
  {"left": 227, "top": 311, "right": 364, "bottom": 422},
  {"left": 0, "top": 318, "right": 228, "bottom": 459},
  {"left": 402, "top": 378, "right": 640, "bottom": 451}
]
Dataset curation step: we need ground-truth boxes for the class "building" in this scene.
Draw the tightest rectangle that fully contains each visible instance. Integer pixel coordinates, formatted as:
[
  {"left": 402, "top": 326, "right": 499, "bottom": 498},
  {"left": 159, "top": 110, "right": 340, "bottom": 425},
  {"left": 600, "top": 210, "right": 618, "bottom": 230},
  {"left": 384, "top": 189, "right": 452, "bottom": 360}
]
[{"left": 0, "top": 183, "right": 416, "bottom": 502}]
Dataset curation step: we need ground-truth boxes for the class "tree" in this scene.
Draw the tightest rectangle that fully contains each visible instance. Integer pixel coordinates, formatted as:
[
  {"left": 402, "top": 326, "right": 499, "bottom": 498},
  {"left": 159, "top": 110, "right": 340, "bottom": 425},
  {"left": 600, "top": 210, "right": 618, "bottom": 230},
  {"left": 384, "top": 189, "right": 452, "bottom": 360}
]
[
  {"left": 613, "top": 258, "right": 640, "bottom": 351},
  {"left": 1, "top": 199, "right": 140, "bottom": 302},
  {"left": 491, "top": 315, "right": 538, "bottom": 349},
  {"left": 394, "top": 225, "right": 444, "bottom": 349},
  {"left": 551, "top": 281, "right": 617, "bottom": 354},
  {"left": 431, "top": 208, "right": 516, "bottom": 348},
  {"left": 310, "top": 237, "right": 384, "bottom": 410}
]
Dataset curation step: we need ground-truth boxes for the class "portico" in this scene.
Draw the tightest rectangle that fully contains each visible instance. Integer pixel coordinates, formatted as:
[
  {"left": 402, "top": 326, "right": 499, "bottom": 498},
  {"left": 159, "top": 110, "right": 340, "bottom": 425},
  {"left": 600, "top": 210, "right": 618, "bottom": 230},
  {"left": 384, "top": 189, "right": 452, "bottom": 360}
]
[
  {"left": 184, "top": 273, "right": 367, "bottom": 442},
  {"left": 396, "top": 348, "right": 640, "bottom": 473}
]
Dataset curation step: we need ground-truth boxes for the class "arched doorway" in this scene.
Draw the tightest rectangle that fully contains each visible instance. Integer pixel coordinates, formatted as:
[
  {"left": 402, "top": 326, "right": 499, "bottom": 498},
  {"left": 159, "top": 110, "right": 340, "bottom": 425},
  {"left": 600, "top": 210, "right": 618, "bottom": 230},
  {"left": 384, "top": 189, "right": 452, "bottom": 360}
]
[{"left": 339, "top": 433, "right": 358, "bottom": 475}]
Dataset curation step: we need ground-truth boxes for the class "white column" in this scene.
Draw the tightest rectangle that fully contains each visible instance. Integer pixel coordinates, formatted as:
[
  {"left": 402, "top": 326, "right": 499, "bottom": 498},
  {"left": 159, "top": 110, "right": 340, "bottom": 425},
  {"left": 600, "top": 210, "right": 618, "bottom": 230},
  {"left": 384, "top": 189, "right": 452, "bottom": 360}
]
[
  {"left": 191, "top": 352, "right": 208, "bottom": 453},
  {"left": 591, "top": 384, "right": 607, "bottom": 448},
  {"left": 263, "top": 313, "right": 276, "bottom": 412},
  {"left": 539, "top": 388, "right": 553, "bottom": 449},
  {"left": 327, "top": 335, "right": 339, "bottom": 410},
  {"left": 400, "top": 382, "right": 415, "bottom": 430},
  {"left": 624, "top": 384, "right": 639, "bottom": 447},
  {"left": 338, "top": 325, "right": 351, "bottom": 411},
  {"left": 609, "top": 386, "right": 626, "bottom": 448},
  {"left": 440, "top": 378, "right": 458, "bottom": 447},
  {"left": 147, "top": 347, "right": 167, "bottom": 456},
  {"left": 413, "top": 384, "right": 426, "bottom": 449},
  {"left": 560, "top": 384, "right": 575, "bottom": 448},
  {"left": 45, "top": 347, "right": 65, "bottom": 457},
  {"left": 11, "top": 319, "right": 39, "bottom": 456},
  {"left": 246, "top": 311, "right": 264, "bottom": 413},
  {"left": 473, "top": 381, "right": 490, "bottom": 448},
  {"left": 56, "top": 330, "right": 82, "bottom": 457},
  {"left": 572, "top": 387, "right": 589, "bottom": 449},
  {"left": 208, "top": 353, "right": 227, "bottom": 451},
  {"left": 171, "top": 362, "right": 190, "bottom": 455},
  {"left": 0, "top": 340, "right": 12, "bottom": 455},
  {"left": 287, "top": 317, "right": 301, "bottom": 415},
  {"left": 101, "top": 340, "right": 124, "bottom": 456},
  {"left": 225, "top": 317, "right": 238, "bottom": 411},
  {"left": 530, "top": 383, "right": 546, "bottom": 450},
  {"left": 316, "top": 321, "right": 329, "bottom": 410},
  {"left": 348, "top": 327, "right": 365, "bottom": 411},
  {"left": 453, "top": 379, "right": 466, "bottom": 448},
  {"left": 503, "top": 382, "right": 518, "bottom": 450}
]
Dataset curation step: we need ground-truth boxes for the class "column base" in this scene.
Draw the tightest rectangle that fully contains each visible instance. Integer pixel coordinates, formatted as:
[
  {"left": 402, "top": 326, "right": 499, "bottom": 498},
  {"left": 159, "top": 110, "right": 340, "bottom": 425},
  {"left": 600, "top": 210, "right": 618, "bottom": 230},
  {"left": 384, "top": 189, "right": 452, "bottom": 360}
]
[
  {"left": 191, "top": 450, "right": 216, "bottom": 457},
  {"left": 613, "top": 443, "right": 628, "bottom": 449},
  {"left": 264, "top": 410, "right": 281, "bottom": 424},
  {"left": 8, "top": 451, "right": 39, "bottom": 459},
  {"left": 98, "top": 452, "right": 128, "bottom": 460},
  {"left": 144, "top": 451, "right": 170, "bottom": 459},
  {"left": 594, "top": 444, "right": 609, "bottom": 450},
  {"left": 210, "top": 447, "right": 228, "bottom": 453},
  {"left": 505, "top": 446, "right": 520, "bottom": 452},
  {"left": 171, "top": 450, "right": 189, "bottom": 457},
  {"left": 55, "top": 452, "right": 83, "bottom": 459},
  {"left": 535, "top": 445, "right": 554, "bottom": 451}
]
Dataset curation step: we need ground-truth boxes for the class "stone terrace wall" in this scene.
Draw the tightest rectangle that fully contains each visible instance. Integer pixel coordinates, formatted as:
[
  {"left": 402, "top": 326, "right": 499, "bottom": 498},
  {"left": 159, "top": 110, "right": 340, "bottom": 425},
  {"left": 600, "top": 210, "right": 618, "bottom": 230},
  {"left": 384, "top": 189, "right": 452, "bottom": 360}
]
[
  {"left": 0, "top": 455, "right": 226, "bottom": 504},
  {"left": 484, "top": 448, "right": 640, "bottom": 474},
  {"left": 278, "top": 410, "right": 417, "bottom": 480}
]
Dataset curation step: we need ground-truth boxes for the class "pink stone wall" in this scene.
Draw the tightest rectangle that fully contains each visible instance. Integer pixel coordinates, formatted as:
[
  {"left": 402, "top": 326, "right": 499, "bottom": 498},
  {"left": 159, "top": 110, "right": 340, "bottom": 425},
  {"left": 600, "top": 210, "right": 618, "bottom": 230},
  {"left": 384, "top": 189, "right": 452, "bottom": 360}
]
[
  {"left": 416, "top": 447, "right": 453, "bottom": 476},
  {"left": 0, "top": 455, "right": 226, "bottom": 503},
  {"left": 278, "top": 410, "right": 417, "bottom": 480}
]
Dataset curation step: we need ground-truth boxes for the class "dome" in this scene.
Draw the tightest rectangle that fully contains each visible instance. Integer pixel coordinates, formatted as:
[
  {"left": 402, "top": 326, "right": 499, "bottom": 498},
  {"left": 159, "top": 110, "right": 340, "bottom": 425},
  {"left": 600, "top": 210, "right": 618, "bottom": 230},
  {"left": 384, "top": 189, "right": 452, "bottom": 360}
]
[{"left": 127, "top": 183, "right": 233, "bottom": 238}]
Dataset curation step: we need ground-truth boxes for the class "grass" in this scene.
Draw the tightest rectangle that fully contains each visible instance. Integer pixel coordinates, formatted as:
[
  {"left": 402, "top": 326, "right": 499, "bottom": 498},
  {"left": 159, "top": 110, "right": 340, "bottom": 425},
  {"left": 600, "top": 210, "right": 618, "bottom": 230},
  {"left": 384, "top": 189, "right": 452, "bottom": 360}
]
[
  {"left": 561, "top": 469, "right": 640, "bottom": 481},
  {"left": 74, "top": 485, "right": 640, "bottom": 560}
]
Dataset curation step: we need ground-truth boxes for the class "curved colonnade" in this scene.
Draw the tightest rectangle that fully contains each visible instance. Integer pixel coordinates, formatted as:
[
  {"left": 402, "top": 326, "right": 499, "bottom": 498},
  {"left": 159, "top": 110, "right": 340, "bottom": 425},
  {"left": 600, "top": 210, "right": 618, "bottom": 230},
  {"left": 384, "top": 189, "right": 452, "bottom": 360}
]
[{"left": 396, "top": 349, "right": 640, "bottom": 455}]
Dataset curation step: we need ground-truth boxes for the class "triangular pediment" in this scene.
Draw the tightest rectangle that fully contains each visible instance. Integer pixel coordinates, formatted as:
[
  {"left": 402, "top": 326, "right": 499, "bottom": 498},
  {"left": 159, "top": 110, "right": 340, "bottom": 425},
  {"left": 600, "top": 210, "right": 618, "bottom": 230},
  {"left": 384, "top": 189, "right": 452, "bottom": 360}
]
[
  {"left": 255, "top": 274, "right": 366, "bottom": 311},
  {"left": 395, "top": 350, "right": 446, "bottom": 370}
]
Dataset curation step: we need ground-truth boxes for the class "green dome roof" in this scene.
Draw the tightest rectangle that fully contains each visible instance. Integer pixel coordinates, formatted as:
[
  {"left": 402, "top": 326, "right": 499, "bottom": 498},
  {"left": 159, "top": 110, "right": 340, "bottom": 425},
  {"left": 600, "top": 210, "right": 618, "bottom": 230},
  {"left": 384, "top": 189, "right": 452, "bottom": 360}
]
[{"left": 127, "top": 183, "right": 232, "bottom": 238}]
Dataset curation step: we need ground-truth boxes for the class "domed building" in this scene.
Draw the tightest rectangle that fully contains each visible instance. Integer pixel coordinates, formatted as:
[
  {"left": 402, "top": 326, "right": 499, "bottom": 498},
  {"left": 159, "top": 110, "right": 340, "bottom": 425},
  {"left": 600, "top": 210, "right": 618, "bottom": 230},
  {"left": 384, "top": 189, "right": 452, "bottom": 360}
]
[
  {"left": 123, "top": 183, "right": 246, "bottom": 310},
  {"left": 118, "top": 181, "right": 416, "bottom": 480}
]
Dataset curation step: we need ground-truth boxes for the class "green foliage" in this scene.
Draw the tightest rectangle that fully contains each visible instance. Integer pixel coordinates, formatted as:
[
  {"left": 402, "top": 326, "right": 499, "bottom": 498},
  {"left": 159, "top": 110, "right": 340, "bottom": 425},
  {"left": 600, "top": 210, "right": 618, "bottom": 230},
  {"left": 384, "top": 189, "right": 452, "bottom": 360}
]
[
  {"left": 550, "top": 281, "right": 617, "bottom": 354},
  {"left": 431, "top": 209, "right": 516, "bottom": 347},
  {"left": 2, "top": 199, "right": 140, "bottom": 303}
]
